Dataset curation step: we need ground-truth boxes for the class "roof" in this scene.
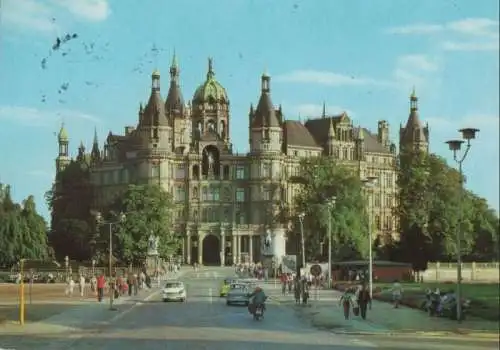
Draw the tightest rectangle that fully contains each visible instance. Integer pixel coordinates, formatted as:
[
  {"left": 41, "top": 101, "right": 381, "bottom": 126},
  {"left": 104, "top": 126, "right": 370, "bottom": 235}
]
[
  {"left": 251, "top": 75, "right": 280, "bottom": 128},
  {"left": 283, "top": 120, "right": 319, "bottom": 148},
  {"left": 193, "top": 58, "right": 228, "bottom": 104}
]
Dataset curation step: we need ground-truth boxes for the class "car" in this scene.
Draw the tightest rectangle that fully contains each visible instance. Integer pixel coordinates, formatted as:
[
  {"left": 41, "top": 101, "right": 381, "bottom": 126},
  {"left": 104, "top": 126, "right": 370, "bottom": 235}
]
[
  {"left": 162, "top": 280, "right": 186, "bottom": 302},
  {"left": 220, "top": 277, "right": 236, "bottom": 297},
  {"left": 226, "top": 283, "right": 251, "bottom": 306}
]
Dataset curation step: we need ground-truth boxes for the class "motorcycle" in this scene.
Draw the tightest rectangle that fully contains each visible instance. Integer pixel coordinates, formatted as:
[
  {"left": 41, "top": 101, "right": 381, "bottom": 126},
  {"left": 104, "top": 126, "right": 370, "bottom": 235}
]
[
  {"left": 420, "top": 292, "right": 470, "bottom": 320},
  {"left": 254, "top": 304, "right": 264, "bottom": 320}
]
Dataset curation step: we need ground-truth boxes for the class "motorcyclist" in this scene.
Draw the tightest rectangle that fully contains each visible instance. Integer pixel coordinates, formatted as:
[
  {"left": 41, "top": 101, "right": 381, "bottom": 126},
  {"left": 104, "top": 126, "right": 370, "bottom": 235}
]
[{"left": 248, "top": 286, "right": 267, "bottom": 314}]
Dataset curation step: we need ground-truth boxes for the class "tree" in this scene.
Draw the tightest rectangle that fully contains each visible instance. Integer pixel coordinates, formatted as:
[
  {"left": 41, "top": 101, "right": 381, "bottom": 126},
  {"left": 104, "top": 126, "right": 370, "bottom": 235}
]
[
  {"left": 292, "top": 157, "right": 369, "bottom": 262},
  {"left": 0, "top": 183, "right": 49, "bottom": 267},
  {"left": 45, "top": 160, "right": 95, "bottom": 260},
  {"left": 109, "top": 184, "right": 179, "bottom": 264},
  {"left": 396, "top": 150, "right": 498, "bottom": 268}
]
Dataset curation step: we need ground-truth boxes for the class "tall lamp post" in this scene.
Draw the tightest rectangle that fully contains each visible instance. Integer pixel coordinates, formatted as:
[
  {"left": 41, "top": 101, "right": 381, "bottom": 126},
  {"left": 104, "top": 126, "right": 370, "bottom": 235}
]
[
  {"left": 362, "top": 176, "right": 378, "bottom": 299},
  {"left": 446, "top": 127, "right": 479, "bottom": 322},
  {"left": 93, "top": 211, "right": 126, "bottom": 311},
  {"left": 326, "top": 197, "right": 336, "bottom": 289},
  {"left": 298, "top": 212, "right": 306, "bottom": 275}
]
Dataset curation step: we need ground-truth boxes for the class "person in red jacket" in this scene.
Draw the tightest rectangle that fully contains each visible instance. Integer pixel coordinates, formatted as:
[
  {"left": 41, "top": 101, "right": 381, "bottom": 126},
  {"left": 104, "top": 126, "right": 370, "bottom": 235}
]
[{"left": 97, "top": 274, "right": 106, "bottom": 302}]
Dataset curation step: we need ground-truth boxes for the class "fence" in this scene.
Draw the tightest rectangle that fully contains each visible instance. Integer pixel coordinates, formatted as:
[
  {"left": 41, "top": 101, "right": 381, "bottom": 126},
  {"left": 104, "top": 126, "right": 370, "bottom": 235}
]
[{"left": 422, "top": 262, "right": 499, "bottom": 282}]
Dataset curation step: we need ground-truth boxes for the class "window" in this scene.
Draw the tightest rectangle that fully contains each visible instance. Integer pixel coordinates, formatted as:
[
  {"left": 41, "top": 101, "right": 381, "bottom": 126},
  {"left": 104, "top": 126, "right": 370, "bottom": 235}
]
[
  {"left": 236, "top": 188, "right": 245, "bottom": 202},
  {"left": 385, "top": 216, "right": 392, "bottom": 230},
  {"left": 213, "top": 187, "right": 220, "bottom": 201},
  {"left": 263, "top": 186, "right": 271, "bottom": 201},
  {"left": 236, "top": 166, "right": 245, "bottom": 179},
  {"left": 262, "top": 164, "right": 270, "bottom": 178},
  {"left": 375, "top": 215, "right": 381, "bottom": 230},
  {"left": 175, "top": 186, "right": 185, "bottom": 202},
  {"left": 343, "top": 148, "right": 348, "bottom": 160},
  {"left": 152, "top": 165, "right": 160, "bottom": 178},
  {"left": 202, "top": 187, "right": 208, "bottom": 201},
  {"left": 192, "top": 187, "right": 199, "bottom": 199},
  {"left": 175, "top": 164, "right": 185, "bottom": 179},
  {"left": 374, "top": 194, "right": 381, "bottom": 207}
]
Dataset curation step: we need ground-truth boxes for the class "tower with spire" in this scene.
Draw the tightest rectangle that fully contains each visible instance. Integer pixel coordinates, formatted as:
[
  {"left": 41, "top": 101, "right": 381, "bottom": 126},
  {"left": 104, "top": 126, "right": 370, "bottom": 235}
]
[
  {"left": 399, "top": 88, "right": 429, "bottom": 153},
  {"left": 56, "top": 123, "right": 70, "bottom": 174}
]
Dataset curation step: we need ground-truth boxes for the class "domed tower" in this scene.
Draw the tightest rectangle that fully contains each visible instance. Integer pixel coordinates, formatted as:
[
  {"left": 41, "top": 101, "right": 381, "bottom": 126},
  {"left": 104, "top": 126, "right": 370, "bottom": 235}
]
[
  {"left": 191, "top": 58, "right": 230, "bottom": 146},
  {"left": 56, "top": 123, "right": 70, "bottom": 174}
]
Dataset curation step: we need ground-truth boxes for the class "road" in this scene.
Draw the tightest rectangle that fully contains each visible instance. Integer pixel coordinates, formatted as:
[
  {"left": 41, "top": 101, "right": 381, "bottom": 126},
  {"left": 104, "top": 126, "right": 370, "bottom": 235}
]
[{"left": 1, "top": 267, "right": 498, "bottom": 350}]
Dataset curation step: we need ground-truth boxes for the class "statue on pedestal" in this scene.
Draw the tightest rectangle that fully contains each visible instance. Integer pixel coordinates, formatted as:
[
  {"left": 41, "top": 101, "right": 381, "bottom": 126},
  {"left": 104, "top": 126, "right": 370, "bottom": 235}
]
[{"left": 148, "top": 234, "right": 159, "bottom": 256}]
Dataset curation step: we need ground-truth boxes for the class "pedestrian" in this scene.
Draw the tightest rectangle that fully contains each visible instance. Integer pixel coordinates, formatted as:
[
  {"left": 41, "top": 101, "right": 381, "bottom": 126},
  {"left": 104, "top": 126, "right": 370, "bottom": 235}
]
[
  {"left": 65, "top": 277, "right": 75, "bottom": 297},
  {"left": 339, "top": 288, "right": 355, "bottom": 320},
  {"left": 391, "top": 279, "right": 403, "bottom": 308},
  {"left": 97, "top": 273, "right": 105, "bottom": 302},
  {"left": 357, "top": 284, "right": 372, "bottom": 320},
  {"left": 79, "top": 274, "right": 86, "bottom": 297}
]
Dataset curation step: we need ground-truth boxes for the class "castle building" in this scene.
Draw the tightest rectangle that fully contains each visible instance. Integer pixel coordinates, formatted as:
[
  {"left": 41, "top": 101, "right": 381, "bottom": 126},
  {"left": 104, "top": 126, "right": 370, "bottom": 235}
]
[{"left": 55, "top": 54, "right": 428, "bottom": 266}]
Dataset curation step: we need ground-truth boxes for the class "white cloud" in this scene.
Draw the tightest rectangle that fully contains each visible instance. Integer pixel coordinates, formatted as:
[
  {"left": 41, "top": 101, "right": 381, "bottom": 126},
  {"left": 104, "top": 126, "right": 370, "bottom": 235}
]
[
  {"left": 1, "top": 0, "right": 110, "bottom": 34},
  {"left": 290, "top": 104, "right": 355, "bottom": 118},
  {"left": 386, "top": 17, "right": 499, "bottom": 52},
  {"left": 1, "top": 0, "right": 58, "bottom": 33},
  {"left": 27, "top": 170, "right": 55, "bottom": 179},
  {"left": 274, "top": 70, "right": 391, "bottom": 87},
  {"left": 392, "top": 54, "right": 440, "bottom": 89},
  {"left": 0, "top": 105, "right": 102, "bottom": 126},
  {"left": 51, "top": 0, "right": 111, "bottom": 22},
  {"left": 442, "top": 41, "right": 500, "bottom": 52},
  {"left": 386, "top": 23, "right": 443, "bottom": 35},
  {"left": 424, "top": 114, "right": 500, "bottom": 132}
]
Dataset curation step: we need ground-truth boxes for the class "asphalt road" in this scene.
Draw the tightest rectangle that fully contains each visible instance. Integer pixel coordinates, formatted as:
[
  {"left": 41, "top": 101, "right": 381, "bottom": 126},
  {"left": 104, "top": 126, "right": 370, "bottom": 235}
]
[{"left": 1, "top": 267, "right": 498, "bottom": 350}]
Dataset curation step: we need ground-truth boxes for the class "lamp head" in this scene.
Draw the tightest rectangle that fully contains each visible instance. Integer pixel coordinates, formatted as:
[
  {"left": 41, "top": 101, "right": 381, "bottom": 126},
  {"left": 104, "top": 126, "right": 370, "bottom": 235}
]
[
  {"left": 445, "top": 139, "right": 464, "bottom": 151},
  {"left": 92, "top": 210, "right": 102, "bottom": 223},
  {"left": 119, "top": 212, "right": 126, "bottom": 222},
  {"left": 459, "top": 128, "right": 479, "bottom": 141},
  {"left": 298, "top": 212, "right": 305, "bottom": 219}
]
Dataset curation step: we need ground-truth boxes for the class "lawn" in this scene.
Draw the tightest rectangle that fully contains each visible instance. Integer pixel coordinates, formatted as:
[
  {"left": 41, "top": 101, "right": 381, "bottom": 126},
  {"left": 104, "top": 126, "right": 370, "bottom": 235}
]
[{"left": 374, "top": 282, "right": 499, "bottom": 321}]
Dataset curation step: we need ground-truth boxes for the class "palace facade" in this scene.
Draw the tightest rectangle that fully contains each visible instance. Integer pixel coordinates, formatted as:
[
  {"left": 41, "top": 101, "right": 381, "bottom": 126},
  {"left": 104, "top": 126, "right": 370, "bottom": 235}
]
[{"left": 54, "top": 55, "right": 429, "bottom": 266}]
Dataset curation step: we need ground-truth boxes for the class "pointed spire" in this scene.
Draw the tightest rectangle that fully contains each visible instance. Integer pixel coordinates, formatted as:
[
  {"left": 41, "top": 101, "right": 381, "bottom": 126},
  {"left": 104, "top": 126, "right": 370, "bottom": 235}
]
[
  {"left": 322, "top": 101, "right": 326, "bottom": 118},
  {"left": 328, "top": 118, "right": 336, "bottom": 139},
  {"left": 171, "top": 49, "right": 178, "bottom": 69},
  {"left": 93, "top": 127, "right": 98, "bottom": 144},
  {"left": 207, "top": 57, "right": 214, "bottom": 79}
]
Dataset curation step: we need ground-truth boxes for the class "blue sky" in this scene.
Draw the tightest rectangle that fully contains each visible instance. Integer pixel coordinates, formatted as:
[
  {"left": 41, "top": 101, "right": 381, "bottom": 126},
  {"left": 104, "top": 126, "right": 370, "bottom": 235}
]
[{"left": 0, "top": 0, "right": 498, "bottom": 220}]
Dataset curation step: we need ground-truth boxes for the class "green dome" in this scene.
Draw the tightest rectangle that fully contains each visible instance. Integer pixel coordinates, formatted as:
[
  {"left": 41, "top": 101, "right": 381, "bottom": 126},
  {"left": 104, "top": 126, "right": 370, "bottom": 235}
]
[
  {"left": 193, "top": 58, "right": 228, "bottom": 104},
  {"left": 58, "top": 123, "right": 68, "bottom": 141}
]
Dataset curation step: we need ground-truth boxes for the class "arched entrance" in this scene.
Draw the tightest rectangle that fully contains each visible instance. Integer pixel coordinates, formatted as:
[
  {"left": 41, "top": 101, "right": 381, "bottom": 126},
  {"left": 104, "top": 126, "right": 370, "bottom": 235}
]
[{"left": 202, "top": 235, "right": 220, "bottom": 265}]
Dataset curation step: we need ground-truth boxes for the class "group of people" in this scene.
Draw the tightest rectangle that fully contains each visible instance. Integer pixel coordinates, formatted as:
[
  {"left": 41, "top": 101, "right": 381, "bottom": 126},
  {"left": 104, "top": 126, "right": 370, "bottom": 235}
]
[{"left": 339, "top": 284, "right": 372, "bottom": 320}]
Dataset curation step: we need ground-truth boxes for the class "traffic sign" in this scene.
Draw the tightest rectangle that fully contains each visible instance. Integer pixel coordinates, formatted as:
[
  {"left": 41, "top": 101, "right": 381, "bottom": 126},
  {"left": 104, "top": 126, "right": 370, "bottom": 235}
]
[{"left": 310, "top": 264, "right": 322, "bottom": 277}]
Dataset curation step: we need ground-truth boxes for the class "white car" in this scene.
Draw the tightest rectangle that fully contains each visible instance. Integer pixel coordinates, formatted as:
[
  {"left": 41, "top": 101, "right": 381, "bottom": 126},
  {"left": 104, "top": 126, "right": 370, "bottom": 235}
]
[{"left": 162, "top": 281, "right": 186, "bottom": 302}]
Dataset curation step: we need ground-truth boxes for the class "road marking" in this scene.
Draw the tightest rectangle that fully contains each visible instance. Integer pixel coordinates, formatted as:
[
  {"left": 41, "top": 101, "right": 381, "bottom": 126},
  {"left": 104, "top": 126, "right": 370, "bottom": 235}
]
[
  {"left": 350, "top": 338, "right": 378, "bottom": 348},
  {"left": 108, "top": 290, "right": 159, "bottom": 324},
  {"left": 208, "top": 288, "right": 213, "bottom": 304}
]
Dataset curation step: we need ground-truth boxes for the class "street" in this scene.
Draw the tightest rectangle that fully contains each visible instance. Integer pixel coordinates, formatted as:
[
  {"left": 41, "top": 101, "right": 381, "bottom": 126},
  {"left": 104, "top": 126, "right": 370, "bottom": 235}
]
[{"left": 0, "top": 267, "right": 498, "bottom": 350}]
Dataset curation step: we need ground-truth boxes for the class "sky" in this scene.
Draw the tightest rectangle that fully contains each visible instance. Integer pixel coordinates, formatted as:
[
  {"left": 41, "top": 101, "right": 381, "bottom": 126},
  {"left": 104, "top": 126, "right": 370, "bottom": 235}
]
[{"left": 0, "top": 0, "right": 498, "bottom": 221}]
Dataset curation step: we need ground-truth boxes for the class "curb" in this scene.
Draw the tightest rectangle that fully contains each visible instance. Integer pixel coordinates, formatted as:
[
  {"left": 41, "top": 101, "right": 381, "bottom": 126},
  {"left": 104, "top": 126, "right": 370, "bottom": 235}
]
[{"left": 328, "top": 330, "right": 499, "bottom": 341}]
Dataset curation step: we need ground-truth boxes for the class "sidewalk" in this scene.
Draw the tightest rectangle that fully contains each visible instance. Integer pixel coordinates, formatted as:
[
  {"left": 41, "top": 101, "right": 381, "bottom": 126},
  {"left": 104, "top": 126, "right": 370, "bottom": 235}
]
[
  {"left": 0, "top": 269, "right": 186, "bottom": 335},
  {"left": 269, "top": 287, "right": 499, "bottom": 338}
]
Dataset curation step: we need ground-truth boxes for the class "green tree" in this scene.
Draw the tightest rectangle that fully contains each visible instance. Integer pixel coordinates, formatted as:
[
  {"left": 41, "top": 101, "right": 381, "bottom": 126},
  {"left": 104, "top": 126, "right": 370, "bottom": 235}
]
[
  {"left": 109, "top": 184, "right": 179, "bottom": 264},
  {"left": 292, "top": 157, "right": 369, "bottom": 261},
  {"left": 0, "top": 184, "right": 49, "bottom": 267},
  {"left": 45, "top": 160, "right": 94, "bottom": 260},
  {"left": 465, "top": 196, "right": 499, "bottom": 262},
  {"left": 396, "top": 150, "right": 496, "bottom": 268}
]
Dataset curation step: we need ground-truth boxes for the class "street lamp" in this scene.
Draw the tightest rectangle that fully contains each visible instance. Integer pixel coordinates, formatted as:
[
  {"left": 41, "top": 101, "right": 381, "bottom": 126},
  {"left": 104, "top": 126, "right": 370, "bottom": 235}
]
[
  {"left": 93, "top": 211, "right": 126, "bottom": 311},
  {"left": 446, "top": 127, "right": 479, "bottom": 322},
  {"left": 362, "top": 176, "right": 378, "bottom": 299},
  {"left": 326, "top": 196, "right": 336, "bottom": 289},
  {"left": 298, "top": 212, "right": 306, "bottom": 275}
]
